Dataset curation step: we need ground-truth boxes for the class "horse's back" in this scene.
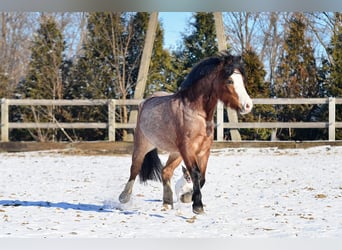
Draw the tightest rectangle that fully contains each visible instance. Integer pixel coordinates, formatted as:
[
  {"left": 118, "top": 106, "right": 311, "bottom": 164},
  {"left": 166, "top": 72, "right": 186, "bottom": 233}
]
[{"left": 150, "top": 91, "right": 172, "bottom": 97}]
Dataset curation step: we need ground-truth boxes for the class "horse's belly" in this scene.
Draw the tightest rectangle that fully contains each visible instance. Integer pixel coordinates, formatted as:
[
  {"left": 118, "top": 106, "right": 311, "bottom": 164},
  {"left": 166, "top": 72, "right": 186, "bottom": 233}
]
[{"left": 143, "top": 127, "right": 178, "bottom": 152}]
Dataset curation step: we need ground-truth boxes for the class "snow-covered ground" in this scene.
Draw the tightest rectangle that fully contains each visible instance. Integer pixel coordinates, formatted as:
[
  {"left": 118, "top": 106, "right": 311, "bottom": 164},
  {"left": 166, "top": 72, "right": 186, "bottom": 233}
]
[{"left": 0, "top": 146, "right": 341, "bottom": 238}]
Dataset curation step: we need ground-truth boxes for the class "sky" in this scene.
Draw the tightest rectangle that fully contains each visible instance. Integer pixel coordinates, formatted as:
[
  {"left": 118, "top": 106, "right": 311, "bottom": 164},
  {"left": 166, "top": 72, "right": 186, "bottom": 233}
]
[{"left": 158, "top": 12, "right": 193, "bottom": 50}]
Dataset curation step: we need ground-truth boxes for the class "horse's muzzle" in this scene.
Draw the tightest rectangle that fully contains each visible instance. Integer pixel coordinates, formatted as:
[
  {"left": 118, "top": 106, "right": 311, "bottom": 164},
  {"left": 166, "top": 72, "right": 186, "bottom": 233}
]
[{"left": 239, "top": 99, "right": 253, "bottom": 115}]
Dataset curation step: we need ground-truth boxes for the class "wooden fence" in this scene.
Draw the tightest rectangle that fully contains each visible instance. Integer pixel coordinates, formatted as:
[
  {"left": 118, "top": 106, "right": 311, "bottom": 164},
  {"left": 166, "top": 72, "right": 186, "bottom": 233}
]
[{"left": 1, "top": 97, "right": 342, "bottom": 142}]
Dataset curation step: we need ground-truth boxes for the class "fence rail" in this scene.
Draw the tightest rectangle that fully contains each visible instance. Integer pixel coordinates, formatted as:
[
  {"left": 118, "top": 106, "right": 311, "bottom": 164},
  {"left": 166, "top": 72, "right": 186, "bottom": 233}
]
[{"left": 1, "top": 97, "right": 342, "bottom": 142}]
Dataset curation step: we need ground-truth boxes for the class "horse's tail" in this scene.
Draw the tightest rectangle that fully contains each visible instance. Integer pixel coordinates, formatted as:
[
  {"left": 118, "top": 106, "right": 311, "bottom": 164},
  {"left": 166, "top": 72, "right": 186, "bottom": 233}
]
[{"left": 139, "top": 148, "right": 163, "bottom": 183}]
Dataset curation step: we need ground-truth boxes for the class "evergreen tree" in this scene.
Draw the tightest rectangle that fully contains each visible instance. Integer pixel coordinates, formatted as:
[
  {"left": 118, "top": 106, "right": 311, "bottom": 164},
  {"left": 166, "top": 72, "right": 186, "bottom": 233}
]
[
  {"left": 276, "top": 13, "right": 318, "bottom": 98},
  {"left": 24, "top": 15, "right": 65, "bottom": 99},
  {"left": 73, "top": 12, "right": 175, "bottom": 98},
  {"left": 327, "top": 13, "right": 342, "bottom": 139},
  {"left": 65, "top": 12, "right": 127, "bottom": 141},
  {"left": 145, "top": 16, "right": 178, "bottom": 94},
  {"left": 174, "top": 12, "right": 219, "bottom": 87},
  {"left": 69, "top": 12, "right": 174, "bottom": 140},
  {"left": 14, "top": 15, "right": 66, "bottom": 142},
  {"left": 240, "top": 48, "right": 275, "bottom": 140},
  {"left": 72, "top": 12, "right": 125, "bottom": 100},
  {"left": 275, "top": 13, "right": 320, "bottom": 140}
]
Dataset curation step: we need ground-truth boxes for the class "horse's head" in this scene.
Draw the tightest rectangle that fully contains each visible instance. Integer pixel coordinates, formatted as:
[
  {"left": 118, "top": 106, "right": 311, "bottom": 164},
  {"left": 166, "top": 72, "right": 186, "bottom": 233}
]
[
  {"left": 179, "top": 51, "right": 253, "bottom": 115},
  {"left": 217, "top": 53, "right": 253, "bottom": 115}
]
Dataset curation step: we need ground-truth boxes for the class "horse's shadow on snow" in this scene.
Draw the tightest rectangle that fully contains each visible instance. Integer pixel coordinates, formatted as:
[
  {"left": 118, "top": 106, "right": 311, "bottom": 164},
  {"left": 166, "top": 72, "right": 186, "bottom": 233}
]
[
  {"left": 0, "top": 200, "right": 112, "bottom": 213},
  {"left": 0, "top": 199, "right": 166, "bottom": 218}
]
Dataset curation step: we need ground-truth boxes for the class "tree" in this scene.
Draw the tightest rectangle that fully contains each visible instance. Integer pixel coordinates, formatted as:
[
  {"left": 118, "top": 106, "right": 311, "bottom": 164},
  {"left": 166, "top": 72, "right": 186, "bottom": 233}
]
[
  {"left": 275, "top": 13, "right": 320, "bottom": 140},
  {"left": 174, "top": 12, "right": 219, "bottom": 87},
  {"left": 72, "top": 12, "right": 126, "bottom": 100},
  {"left": 328, "top": 13, "right": 342, "bottom": 97},
  {"left": 240, "top": 48, "right": 276, "bottom": 140},
  {"left": 145, "top": 15, "right": 178, "bottom": 95},
  {"left": 0, "top": 12, "right": 35, "bottom": 98},
  {"left": 69, "top": 12, "right": 173, "bottom": 141},
  {"left": 225, "top": 12, "right": 261, "bottom": 53},
  {"left": 14, "top": 14, "right": 66, "bottom": 142},
  {"left": 327, "top": 13, "right": 342, "bottom": 139},
  {"left": 24, "top": 15, "right": 65, "bottom": 100},
  {"left": 0, "top": 64, "right": 9, "bottom": 97},
  {"left": 65, "top": 12, "right": 131, "bottom": 141}
]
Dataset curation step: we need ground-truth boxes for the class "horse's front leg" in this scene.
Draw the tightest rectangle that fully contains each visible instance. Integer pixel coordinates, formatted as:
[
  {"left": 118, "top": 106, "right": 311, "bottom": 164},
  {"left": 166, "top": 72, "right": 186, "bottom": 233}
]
[
  {"left": 182, "top": 146, "right": 211, "bottom": 214},
  {"left": 162, "top": 152, "right": 182, "bottom": 209},
  {"left": 181, "top": 155, "right": 204, "bottom": 214},
  {"left": 198, "top": 147, "right": 210, "bottom": 189},
  {"left": 189, "top": 163, "right": 204, "bottom": 214}
]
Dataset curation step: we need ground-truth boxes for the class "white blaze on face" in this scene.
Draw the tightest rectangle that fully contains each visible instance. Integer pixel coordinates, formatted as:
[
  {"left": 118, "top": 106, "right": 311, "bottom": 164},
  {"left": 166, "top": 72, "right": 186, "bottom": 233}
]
[{"left": 231, "top": 71, "right": 253, "bottom": 114}]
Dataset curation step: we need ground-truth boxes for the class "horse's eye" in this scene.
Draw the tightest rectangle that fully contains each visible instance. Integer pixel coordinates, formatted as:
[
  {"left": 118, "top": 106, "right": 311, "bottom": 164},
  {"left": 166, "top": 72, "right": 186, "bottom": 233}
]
[{"left": 226, "top": 78, "right": 234, "bottom": 85}]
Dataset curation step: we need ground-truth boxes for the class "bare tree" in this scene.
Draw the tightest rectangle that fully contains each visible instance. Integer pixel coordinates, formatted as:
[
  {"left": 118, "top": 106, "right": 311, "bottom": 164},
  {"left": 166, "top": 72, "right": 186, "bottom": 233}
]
[
  {"left": 224, "top": 12, "right": 261, "bottom": 53},
  {"left": 305, "top": 12, "right": 335, "bottom": 64},
  {"left": 259, "top": 12, "right": 284, "bottom": 89},
  {"left": 51, "top": 12, "right": 88, "bottom": 59},
  {"left": 223, "top": 12, "right": 287, "bottom": 87},
  {"left": 0, "top": 12, "right": 36, "bottom": 97}
]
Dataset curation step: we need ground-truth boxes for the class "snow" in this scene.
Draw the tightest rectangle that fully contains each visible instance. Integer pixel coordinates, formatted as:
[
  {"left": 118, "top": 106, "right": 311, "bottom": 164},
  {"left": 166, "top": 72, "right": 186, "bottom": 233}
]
[{"left": 0, "top": 146, "right": 341, "bottom": 238}]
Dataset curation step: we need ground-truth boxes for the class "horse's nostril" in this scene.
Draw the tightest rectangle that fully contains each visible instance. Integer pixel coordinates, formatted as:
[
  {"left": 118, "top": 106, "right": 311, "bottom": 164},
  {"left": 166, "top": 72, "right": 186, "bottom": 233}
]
[{"left": 244, "top": 101, "right": 253, "bottom": 113}]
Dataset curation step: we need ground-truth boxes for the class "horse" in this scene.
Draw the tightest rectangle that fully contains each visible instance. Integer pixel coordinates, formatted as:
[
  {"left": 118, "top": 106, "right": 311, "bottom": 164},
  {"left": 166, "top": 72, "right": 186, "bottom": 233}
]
[{"left": 118, "top": 50, "right": 253, "bottom": 214}]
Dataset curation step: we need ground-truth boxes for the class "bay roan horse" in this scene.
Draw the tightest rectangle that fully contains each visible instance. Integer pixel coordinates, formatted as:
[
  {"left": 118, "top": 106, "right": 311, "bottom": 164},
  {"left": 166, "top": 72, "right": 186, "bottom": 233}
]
[{"left": 119, "top": 51, "right": 253, "bottom": 214}]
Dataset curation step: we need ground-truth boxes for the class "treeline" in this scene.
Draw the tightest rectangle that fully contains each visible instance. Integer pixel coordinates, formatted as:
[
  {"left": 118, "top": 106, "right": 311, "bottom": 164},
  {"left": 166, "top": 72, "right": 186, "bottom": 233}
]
[{"left": 0, "top": 12, "right": 341, "bottom": 141}]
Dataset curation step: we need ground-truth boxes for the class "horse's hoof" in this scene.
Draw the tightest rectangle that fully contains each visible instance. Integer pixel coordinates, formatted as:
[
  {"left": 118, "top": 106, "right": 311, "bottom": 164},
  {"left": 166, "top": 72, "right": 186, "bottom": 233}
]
[
  {"left": 162, "top": 203, "right": 173, "bottom": 211},
  {"left": 119, "top": 192, "right": 130, "bottom": 203},
  {"left": 192, "top": 205, "right": 204, "bottom": 214}
]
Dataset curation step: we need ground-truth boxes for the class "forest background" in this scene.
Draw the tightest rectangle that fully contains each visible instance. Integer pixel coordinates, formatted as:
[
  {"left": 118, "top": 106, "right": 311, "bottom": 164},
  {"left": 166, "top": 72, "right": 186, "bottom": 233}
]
[{"left": 0, "top": 12, "right": 341, "bottom": 142}]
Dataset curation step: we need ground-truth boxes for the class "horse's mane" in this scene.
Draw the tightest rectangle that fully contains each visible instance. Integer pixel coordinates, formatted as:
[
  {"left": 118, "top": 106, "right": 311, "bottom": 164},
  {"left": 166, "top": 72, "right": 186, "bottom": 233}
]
[{"left": 180, "top": 50, "right": 245, "bottom": 90}]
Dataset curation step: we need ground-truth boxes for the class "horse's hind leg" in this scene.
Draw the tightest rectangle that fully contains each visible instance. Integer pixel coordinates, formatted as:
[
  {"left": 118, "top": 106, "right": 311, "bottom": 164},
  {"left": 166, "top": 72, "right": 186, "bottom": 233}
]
[
  {"left": 119, "top": 179, "right": 135, "bottom": 203},
  {"left": 119, "top": 128, "right": 154, "bottom": 203},
  {"left": 162, "top": 152, "right": 182, "bottom": 209}
]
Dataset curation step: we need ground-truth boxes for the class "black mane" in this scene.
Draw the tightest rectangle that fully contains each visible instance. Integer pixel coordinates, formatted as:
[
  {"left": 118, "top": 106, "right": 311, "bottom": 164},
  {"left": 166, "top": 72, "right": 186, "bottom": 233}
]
[{"left": 180, "top": 50, "right": 245, "bottom": 90}]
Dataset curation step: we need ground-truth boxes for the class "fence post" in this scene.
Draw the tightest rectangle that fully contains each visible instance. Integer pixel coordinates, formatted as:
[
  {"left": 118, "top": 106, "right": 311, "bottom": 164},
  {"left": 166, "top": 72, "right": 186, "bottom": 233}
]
[
  {"left": 108, "top": 99, "right": 116, "bottom": 141},
  {"left": 214, "top": 12, "right": 241, "bottom": 142},
  {"left": 328, "top": 97, "right": 336, "bottom": 141},
  {"left": 1, "top": 98, "right": 9, "bottom": 142},
  {"left": 216, "top": 102, "right": 224, "bottom": 141}
]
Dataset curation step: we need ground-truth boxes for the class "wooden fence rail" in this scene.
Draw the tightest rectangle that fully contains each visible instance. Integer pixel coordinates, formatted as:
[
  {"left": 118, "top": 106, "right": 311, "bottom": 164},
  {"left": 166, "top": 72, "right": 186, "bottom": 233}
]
[{"left": 1, "top": 97, "right": 342, "bottom": 142}]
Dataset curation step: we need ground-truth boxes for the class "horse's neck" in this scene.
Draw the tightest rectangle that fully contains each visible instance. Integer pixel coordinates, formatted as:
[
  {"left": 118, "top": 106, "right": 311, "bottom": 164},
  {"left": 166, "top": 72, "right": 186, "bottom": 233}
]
[
  {"left": 179, "top": 84, "right": 218, "bottom": 121},
  {"left": 194, "top": 79, "right": 218, "bottom": 120},
  {"left": 194, "top": 94, "right": 218, "bottom": 121}
]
